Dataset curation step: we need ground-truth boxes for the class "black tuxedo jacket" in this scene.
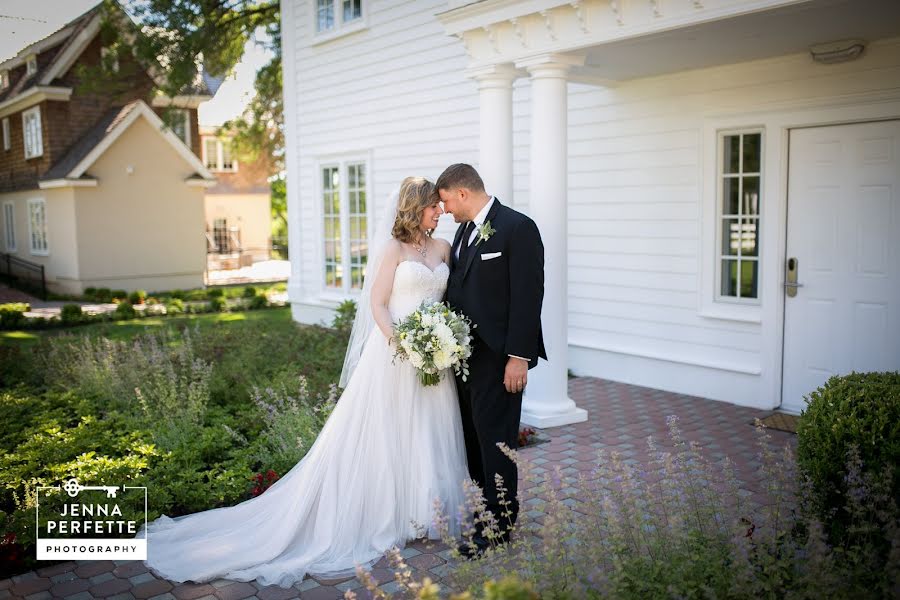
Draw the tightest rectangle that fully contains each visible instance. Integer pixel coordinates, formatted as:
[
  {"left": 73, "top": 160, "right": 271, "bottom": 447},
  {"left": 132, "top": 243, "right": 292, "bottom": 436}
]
[{"left": 446, "top": 199, "right": 547, "bottom": 369}]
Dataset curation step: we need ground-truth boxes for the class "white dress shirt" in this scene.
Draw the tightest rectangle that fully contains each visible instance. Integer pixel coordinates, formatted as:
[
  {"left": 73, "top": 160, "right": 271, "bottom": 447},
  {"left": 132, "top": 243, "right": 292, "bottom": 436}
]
[
  {"left": 455, "top": 196, "right": 495, "bottom": 260},
  {"left": 456, "top": 196, "right": 530, "bottom": 364}
]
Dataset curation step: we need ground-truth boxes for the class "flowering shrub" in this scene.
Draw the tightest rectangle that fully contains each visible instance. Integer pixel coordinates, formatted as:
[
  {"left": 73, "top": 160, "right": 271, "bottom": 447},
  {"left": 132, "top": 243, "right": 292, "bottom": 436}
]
[
  {"left": 249, "top": 469, "right": 280, "bottom": 497},
  {"left": 43, "top": 324, "right": 212, "bottom": 449},
  {"left": 245, "top": 377, "right": 338, "bottom": 475},
  {"left": 516, "top": 427, "right": 537, "bottom": 448},
  {"left": 358, "top": 416, "right": 900, "bottom": 599}
]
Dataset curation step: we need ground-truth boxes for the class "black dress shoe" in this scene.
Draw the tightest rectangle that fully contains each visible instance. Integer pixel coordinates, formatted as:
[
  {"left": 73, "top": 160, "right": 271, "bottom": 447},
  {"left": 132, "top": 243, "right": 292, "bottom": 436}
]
[{"left": 456, "top": 534, "right": 490, "bottom": 559}]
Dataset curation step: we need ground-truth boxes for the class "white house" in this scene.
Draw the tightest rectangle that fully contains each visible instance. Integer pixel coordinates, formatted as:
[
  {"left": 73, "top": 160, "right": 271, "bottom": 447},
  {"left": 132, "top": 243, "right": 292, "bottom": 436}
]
[{"left": 280, "top": 0, "right": 900, "bottom": 424}]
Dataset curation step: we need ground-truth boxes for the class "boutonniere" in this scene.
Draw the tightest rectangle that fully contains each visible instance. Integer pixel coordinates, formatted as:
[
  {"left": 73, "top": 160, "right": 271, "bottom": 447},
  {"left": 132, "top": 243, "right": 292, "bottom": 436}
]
[{"left": 476, "top": 220, "right": 496, "bottom": 244}]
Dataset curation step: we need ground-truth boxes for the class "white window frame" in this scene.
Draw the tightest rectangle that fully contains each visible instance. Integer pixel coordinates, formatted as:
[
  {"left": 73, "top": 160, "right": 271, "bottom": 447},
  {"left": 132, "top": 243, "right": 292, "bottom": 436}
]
[
  {"left": 201, "top": 135, "right": 238, "bottom": 173},
  {"left": 27, "top": 197, "right": 48, "bottom": 256},
  {"left": 2, "top": 118, "right": 9, "bottom": 151},
  {"left": 169, "top": 108, "right": 191, "bottom": 148},
  {"left": 315, "top": 153, "right": 372, "bottom": 297},
  {"left": 0, "top": 70, "right": 9, "bottom": 90},
  {"left": 22, "top": 105, "right": 43, "bottom": 159},
  {"left": 312, "top": 0, "right": 368, "bottom": 45},
  {"left": 715, "top": 128, "right": 763, "bottom": 306},
  {"left": 3, "top": 201, "right": 15, "bottom": 252},
  {"left": 25, "top": 55, "right": 38, "bottom": 76},
  {"left": 699, "top": 123, "right": 765, "bottom": 324}
]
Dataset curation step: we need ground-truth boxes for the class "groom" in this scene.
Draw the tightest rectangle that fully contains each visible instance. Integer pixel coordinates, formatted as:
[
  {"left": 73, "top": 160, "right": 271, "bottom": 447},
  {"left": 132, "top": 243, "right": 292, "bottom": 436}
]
[{"left": 437, "top": 163, "right": 546, "bottom": 556}]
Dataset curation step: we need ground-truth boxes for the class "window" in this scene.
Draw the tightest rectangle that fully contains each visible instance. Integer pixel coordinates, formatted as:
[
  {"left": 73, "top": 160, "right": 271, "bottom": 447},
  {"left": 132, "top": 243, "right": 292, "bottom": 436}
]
[
  {"left": 316, "top": 0, "right": 335, "bottom": 32},
  {"left": 2, "top": 118, "right": 9, "bottom": 151},
  {"left": 343, "top": 0, "right": 362, "bottom": 22},
  {"left": 202, "top": 136, "right": 238, "bottom": 172},
  {"left": 320, "top": 159, "right": 368, "bottom": 292},
  {"left": 0, "top": 70, "right": 9, "bottom": 90},
  {"left": 717, "top": 131, "right": 762, "bottom": 302},
  {"left": 22, "top": 106, "right": 42, "bottom": 159},
  {"left": 3, "top": 202, "right": 15, "bottom": 252},
  {"left": 203, "top": 138, "right": 217, "bottom": 169},
  {"left": 28, "top": 198, "right": 48, "bottom": 256},
  {"left": 101, "top": 46, "right": 119, "bottom": 73},
  {"left": 25, "top": 55, "right": 38, "bottom": 76},
  {"left": 170, "top": 109, "right": 190, "bottom": 148},
  {"left": 315, "top": 0, "right": 365, "bottom": 34}
]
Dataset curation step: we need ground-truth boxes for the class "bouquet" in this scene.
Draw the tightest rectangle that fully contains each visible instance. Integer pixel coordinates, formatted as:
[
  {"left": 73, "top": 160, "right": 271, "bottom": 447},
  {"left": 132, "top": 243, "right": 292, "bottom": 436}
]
[{"left": 392, "top": 301, "right": 473, "bottom": 386}]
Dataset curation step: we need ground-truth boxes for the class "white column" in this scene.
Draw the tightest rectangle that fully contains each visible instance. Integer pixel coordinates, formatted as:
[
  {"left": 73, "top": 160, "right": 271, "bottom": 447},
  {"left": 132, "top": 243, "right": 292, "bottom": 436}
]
[
  {"left": 280, "top": 0, "right": 304, "bottom": 317},
  {"left": 467, "top": 64, "right": 518, "bottom": 203},
  {"left": 515, "top": 53, "right": 587, "bottom": 428}
]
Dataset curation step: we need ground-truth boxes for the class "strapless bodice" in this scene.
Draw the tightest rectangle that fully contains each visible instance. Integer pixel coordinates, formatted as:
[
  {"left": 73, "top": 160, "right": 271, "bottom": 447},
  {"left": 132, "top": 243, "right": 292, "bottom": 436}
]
[{"left": 388, "top": 260, "right": 449, "bottom": 321}]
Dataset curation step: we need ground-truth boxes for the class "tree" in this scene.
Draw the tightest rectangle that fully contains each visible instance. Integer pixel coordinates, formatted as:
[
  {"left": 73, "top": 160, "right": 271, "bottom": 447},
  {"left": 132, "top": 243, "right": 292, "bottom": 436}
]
[
  {"left": 83, "top": 0, "right": 283, "bottom": 175},
  {"left": 86, "top": 0, "right": 287, "bottom": 242}
]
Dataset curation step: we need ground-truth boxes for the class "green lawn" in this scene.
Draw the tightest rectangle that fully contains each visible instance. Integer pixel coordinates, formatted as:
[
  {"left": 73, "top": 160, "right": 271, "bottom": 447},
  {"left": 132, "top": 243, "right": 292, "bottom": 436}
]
[{"left": 0, "top": 305, "right": 295, "bottom": 346}]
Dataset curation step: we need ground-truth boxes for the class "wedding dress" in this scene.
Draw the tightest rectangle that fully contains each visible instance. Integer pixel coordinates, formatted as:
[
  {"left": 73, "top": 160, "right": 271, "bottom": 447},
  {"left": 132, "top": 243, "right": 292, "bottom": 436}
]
[{"left": 137, "top": 260, "right": 468, "bottom": 588}]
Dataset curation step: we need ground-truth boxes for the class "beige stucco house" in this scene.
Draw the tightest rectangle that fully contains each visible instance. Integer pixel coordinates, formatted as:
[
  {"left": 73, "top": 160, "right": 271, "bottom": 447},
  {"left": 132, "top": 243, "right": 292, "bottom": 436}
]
[{"left": 3, "top": 100, "right": 215, "bottom": 295}]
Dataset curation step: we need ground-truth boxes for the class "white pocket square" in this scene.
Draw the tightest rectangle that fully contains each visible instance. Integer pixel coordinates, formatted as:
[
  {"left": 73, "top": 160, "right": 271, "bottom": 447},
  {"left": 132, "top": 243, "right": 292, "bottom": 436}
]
[{"left": 481, "top": 252, "right": 502, "bottom": 260}]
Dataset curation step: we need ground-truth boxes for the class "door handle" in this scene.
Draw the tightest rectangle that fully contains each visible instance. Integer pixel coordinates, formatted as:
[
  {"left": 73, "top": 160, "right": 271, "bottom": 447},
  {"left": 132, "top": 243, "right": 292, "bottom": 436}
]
[{"left": 785, "top": 257, "right": 802, "bottom": 297}]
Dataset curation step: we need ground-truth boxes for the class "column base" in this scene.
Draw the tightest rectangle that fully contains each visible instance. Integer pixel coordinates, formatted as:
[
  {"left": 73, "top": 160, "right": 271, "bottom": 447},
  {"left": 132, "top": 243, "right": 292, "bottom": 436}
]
[{"left": 520, "top": 400, "right": 588, "bottom": 428}]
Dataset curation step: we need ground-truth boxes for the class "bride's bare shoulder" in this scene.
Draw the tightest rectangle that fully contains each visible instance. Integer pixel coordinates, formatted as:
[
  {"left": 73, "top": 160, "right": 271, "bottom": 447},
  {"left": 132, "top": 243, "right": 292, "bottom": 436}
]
[{"left": 434, "top": 237, "right": 451, "bottom": 261}]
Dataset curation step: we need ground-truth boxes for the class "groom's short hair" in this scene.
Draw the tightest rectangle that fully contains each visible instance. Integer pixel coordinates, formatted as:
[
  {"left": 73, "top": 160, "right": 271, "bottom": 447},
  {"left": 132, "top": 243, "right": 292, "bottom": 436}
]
[{"left": 435, "top": 163, "right": 485, "bottom": 194}]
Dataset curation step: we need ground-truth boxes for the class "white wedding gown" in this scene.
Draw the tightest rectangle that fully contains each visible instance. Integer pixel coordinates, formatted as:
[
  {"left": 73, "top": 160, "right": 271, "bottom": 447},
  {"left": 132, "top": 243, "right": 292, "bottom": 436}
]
[{"left": 137, "top": 260, "right": 468, "bottom": 588}]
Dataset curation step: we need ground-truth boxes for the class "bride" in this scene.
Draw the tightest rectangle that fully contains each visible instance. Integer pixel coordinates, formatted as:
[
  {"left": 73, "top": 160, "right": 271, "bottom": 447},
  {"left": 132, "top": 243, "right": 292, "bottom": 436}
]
[{"left": 137, "top": 177, "right": 469, "bottom": 588}]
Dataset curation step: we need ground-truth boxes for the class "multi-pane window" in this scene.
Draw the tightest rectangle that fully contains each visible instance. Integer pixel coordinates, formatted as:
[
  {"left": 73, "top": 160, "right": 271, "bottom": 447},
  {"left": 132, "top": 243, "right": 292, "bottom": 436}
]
[
  {"left": 322, "top": 166, "right": 341, "bottom": 288},
  {"left": 221, "top": 141, "right": 234, "bottom": 170},
  {"left": 321, "top": 160, "right": 368, "bottom": 292},
  {"left": 717, "top": 131, "right": 762, "bottom": 301},
  {"left": 25, "top": 55, "right": 37, "bottom": 76},
  {"left": 347, "top": 163, "right": 367, "bottom": 289},
  {"left": 170, "top": 109, "right": 190, "bottom": 148},
  {"left": 28, "top": 198, "right": 48, "bottom": 255},
  {"left": 202, "top": 136, "right": 237, "bottom": 172},
  {"left": 343, "top": 0, "right": 362, "bottom": 22},
  {"left": 0, "top": 70, "right": 9, "bottom": 90},
  {"left": 2, "top": 118, "right": 9, "bottom": 151},
  {"left": 3, "top": 202, "right": 15, "bottom": 252},
  {"left": 316, "top": 0, "right": 363, "bottom": 33},
  {"left": 317, "top": 0, "right": 335, "bottom": 32},
  {"left": 203, "top": 138, "right": 218, "bottom": 169},
  {"left": 22, "top": 106, "right": 42, "bottom": 159}
]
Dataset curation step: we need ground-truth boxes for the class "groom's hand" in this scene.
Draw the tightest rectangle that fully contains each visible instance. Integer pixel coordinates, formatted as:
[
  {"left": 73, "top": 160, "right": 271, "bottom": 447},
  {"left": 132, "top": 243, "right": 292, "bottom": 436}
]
[{"left": 504, "top": 357, "right": 529, "bottom": 394}]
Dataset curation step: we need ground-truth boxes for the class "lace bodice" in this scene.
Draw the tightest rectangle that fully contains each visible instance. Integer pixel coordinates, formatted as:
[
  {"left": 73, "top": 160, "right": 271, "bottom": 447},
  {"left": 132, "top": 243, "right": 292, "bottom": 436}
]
[{"left": 389, "top": 260, "right": 449, "bottom": 321}]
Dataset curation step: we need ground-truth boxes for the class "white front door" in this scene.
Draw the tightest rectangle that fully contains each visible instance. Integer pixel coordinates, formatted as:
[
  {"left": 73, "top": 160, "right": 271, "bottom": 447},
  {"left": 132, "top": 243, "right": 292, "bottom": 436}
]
[{"left": 782, "top": 120, "right": 900, "bottom": 413}]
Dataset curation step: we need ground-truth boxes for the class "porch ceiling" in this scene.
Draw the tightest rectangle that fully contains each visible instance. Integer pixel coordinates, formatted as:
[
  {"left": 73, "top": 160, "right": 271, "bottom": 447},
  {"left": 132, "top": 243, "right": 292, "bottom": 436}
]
[
  {"left": 580, "top": 0, "right": 900, "bottom": 81},
  {"left": 440, "top": 0, "right": 900, "bottom": 82}
]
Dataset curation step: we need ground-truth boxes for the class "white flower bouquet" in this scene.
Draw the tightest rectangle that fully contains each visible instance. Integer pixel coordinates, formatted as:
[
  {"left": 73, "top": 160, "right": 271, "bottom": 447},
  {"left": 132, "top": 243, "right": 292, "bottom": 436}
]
[{"left": 392, "top": 301, "right": 473, "bottom": 386}]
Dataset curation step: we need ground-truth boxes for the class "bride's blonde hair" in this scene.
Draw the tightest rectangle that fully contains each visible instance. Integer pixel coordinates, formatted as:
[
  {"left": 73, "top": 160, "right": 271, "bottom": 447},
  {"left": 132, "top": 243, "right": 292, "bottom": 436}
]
[{"left": 392, "top": 176, "right": 436, "bottom": 243}]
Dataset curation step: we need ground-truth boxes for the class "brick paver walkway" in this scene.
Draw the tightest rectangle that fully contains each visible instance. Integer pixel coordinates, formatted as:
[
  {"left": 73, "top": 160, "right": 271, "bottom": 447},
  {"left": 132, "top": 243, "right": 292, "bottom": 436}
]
[{"left": 0, "top": 378, "right": 795, "bottom": 599}]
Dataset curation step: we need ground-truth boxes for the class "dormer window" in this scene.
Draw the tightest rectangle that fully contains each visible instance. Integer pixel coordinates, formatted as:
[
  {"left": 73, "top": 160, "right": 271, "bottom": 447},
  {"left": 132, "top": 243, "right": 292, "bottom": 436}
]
[
  {"left": 0, "top": 70, "right": 9, "bottom": 90},
  {"left": 202, "top": 135, "right": 238, "bottom": 172},
  {"left": 25, "top": 55, "right": 38, "bottom": 77}
]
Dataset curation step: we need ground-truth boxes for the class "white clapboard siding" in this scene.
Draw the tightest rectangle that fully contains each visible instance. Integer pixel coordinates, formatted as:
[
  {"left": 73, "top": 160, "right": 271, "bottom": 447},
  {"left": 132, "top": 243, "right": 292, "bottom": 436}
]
[
  {"left": 558, "top": 37, "right": 900, "bottom": 406},
  {"left": 289, "top": 0, "right": 479, "bottom": 295},
  {"left": 285, "top": 0, "right": 900, "bottom": 408}
]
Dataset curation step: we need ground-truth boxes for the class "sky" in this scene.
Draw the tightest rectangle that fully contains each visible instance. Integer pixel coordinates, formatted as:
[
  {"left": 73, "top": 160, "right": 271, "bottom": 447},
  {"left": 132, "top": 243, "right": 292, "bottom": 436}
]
[{"left": 0, "top": 0, "right": 272, "bottom": 126}]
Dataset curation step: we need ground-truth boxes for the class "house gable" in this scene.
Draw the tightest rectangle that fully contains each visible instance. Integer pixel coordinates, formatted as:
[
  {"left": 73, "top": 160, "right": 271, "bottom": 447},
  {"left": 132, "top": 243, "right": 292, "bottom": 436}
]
[{"left": 39, "top": 100, "right": 213, "bottom": 188}]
